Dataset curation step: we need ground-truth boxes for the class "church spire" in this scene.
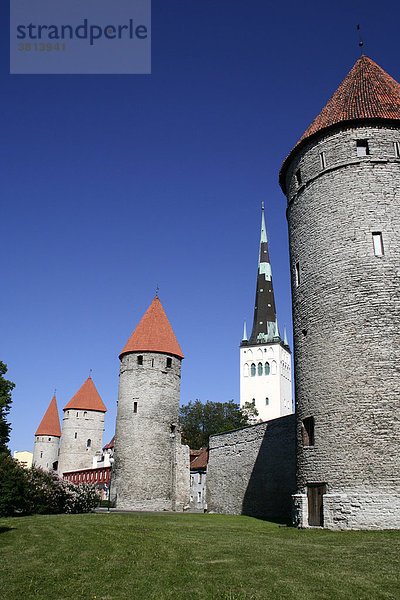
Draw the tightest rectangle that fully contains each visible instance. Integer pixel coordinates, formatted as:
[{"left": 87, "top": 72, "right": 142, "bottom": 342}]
[{"left": 247, "top": 204, "right": 278, "bottom": 345}]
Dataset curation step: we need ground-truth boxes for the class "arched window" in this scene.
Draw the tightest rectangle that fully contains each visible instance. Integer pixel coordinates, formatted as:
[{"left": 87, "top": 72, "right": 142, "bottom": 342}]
[
  {"left": 87, "top": 439, "right": 91, "bottom": 448},
  {"left": 271, "top": 360, "right": 277, "bottom": 375},
  {"left": 243, "top": 363, "right": 249, "bottom": 377},
  {"left": 257, "top": 362, "right": 263, "bottom": 376},
  {"left": 257, "top": 348, "right": 263, "bottom": 358},
  {"left": 251, "top": 363, "right": 256, "bottom": 377},
  {"left": 265, "top": 397, "right": 269, "bottom": 406},
  {"left": 83, "top": 411, "right": 87, "bottom": 418},
  {"left": 264, "top": 362, "right": 270, "bottom": 375}
]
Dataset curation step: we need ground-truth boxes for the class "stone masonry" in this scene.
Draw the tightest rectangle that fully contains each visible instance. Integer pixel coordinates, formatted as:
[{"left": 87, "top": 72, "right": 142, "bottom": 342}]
[
  {"left": 207, "top": 414, "right": 296, "bottom": 521},
  {"left": 57, "top": 409, "right": 105, "bottom": 476},
  {"left": 113, "top": 351, "right": 190, "bottom": 511},
  {"left": 33, "top": 435, "right": 60, "bottom": 472},
  {"left": 282, "top": 123, "right": 400, "bottom": 529}
]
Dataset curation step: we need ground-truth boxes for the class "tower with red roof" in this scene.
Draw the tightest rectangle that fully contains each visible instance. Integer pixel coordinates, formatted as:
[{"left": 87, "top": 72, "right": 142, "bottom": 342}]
[
  {"left": 112, "top": 296, "right": 190, "bottom": 511},
  {"left": 280, "top": 56, "right": 400, "bottom": 529},
  {"left": 32, "top": 395, "right": 61, "bottom": 472},
  {"left": 57, "top": 376, "right": 107, "bottom": 477}
]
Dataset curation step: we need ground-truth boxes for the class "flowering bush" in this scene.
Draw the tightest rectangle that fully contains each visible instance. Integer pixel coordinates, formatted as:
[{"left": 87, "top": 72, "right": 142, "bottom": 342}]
[{"left": 0, "top": 456, "right": 100, "bottom": 517}]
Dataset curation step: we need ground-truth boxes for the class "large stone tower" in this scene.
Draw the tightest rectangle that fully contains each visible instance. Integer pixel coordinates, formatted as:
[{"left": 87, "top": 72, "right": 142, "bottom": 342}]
[
  {"left": 280, "top": 56, "right": 400, "bottom": 529},
  {"left": 57, "top": 377, "right": 107, "bottom": 477},
  {"left": 113, "top": 296, "right": 190, "bottom": 511},
  {"left": 33, "top": 395, "right": 61, "bottom": 472},
  {"left": 240, "top": 204, "right": 292, "bottom": 421}
]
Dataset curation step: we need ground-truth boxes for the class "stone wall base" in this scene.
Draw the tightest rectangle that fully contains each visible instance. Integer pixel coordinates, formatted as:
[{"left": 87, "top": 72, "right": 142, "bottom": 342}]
[{"left": 293, "top": 490, "right": 400, "bottom": 530}]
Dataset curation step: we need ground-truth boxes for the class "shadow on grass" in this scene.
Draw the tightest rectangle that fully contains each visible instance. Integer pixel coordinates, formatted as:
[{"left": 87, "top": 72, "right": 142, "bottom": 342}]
[{"left": 0, "top": 526, "right": 14, "bottom": 534}]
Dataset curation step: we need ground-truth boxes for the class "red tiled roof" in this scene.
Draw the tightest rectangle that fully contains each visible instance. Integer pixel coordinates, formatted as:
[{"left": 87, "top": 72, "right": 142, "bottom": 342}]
[
  {"left": 63, "top": 377, "right": 107, "bottom": 413},
  {"left": 280, "top": 56, "right": 400, "bottom": 191},
  {"left": 120, "top": 296, "right": 184, "bottom": 359},
  {"left": 190, "top": 447, "right": 209, "bottom": 470},
  {"left": 103, "top": 436, "right": 115, "bottom": 450},
  {"left": 35, "top": 396, "right": 61, "bottom": 437}
]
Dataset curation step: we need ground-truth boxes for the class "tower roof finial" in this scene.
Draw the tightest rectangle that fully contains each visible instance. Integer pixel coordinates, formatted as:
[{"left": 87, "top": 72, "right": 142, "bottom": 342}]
[
  {"left": 357, "top": 24, "right": 364, "bottom": 56},
  {"left": 242, "top": 319, "right": 248, "bottom": 342},
  {"left": 155, "top": 284, "right": 159, "bottom": 298}
]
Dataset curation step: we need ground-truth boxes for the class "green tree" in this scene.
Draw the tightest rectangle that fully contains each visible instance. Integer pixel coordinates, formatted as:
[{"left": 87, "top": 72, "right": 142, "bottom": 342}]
[
  {"left": 0, "top": 362, "right": 15, "bottom": 454},
  {"left": 179, "top": 400, "right": 258, "bottom": 449}
]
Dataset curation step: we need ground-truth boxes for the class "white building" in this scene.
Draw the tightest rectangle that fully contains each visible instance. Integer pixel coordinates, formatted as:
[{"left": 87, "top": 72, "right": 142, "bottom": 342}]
[{"left": 240, "top": 205, "right": 292, "bottom": 421}]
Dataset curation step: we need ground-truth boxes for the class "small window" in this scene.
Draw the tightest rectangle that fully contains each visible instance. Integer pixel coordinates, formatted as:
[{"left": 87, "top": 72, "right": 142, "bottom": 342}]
[
  {"left": 372, "top": 232, "right": 384, "bottom": 256},
  {"left": 151, "top": 359, "right": 154, "bottom": 367},
  {"left": 83, "top": 411, "right": 87, "bottom": 418},
  {"left": 257, "top": 362, "right": 263, "bottom": 376},
  {"left": 356, "top": 139, "right": 369, "bottom": 156},
  {"left": 320, "top": 151, "right": 326, "bottom": 169},
  {"left": 74, "top": 432, "right": 77, "bottom": 439},
  {"left": 295, "top": 262, "right": 301, "bottom": 287},
  {"left": 302, "top": 417, "right": 315, "bottom": 447},
  {"left": 137, "top": 355, "right": 143, "bottom": 365},
  {"left": 250, "top": 363, "right": 256, "bottom": 377},
  {"left": 48, "top": 437, "right": 51, "bottom": 441},
  {"left": 394, "top": 141, "right": 400, "bottom": 158},
  {"left": 295, "top": 169, "right": 302, "bottom": 185},
  {"left": 76, "top": 412, "right": 79, "bottom": 417},
  {"left": 134, "top": 402, "right": 138, "bottom": 414},
  {"left": 87, "top": 439, "right": 91, "bottom": 448},
  {"left": 166, "top": 357, "right": 172, "bottom": 368},
  {"left": 198, "top": 473, "right": 202, "bottom": 484},
  {"left": 243, "top": 363, "right": 249, "bottom": 377},
  {"left": 40, "top": 451, "right": 43, "bottom": 458},
  {"left": 264, "top": 362, "right": 270, "bottom": 375},
  {"left": 197, "top": 491, "right": 201, "bottom": 502},
  {"left": 265, "top": 397, "right": 269, "bottom": 406}
]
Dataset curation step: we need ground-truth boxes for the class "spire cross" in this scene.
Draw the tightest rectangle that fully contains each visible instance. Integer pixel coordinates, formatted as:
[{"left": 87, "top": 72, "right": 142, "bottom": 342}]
[
  {"left": 89, "top": 369, "right": 93, "bottom": 379},
  {"left": 357, "top": 24, "right": 364, "bottom": 55},
  {"left": 155, "top": 284, "right": 159, "bottom": 297},
  {"left": 54, "top": 388, "right": 56, "bottom": 397}
]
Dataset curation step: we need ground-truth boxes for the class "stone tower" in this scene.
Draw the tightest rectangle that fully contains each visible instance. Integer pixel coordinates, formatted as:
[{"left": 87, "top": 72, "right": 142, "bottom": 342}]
[
  {"left": 113, "top": 296, "right": 190, "bottom": 511},
  {"left": 57, "top": 377, "right": 107, "bottom": 477},
  {"left": 279, "top": 56, "right": 400, "bottom": 529},
  {"left": 240, "top": 204, "right": 292, "bottom": 421},
  {"left": 33, "top": 395, "right": 61, "bottom": 472}
]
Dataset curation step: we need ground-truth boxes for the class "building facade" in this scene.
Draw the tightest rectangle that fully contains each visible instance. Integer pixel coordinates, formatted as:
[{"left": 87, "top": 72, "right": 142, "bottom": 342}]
[
  {"left": 280, "top": 55, "right": 400, "bottom": 529},
  {"left": 32, "top": 395, "right": 61, "bottom": 472},
  {"left": 240, "top": 205, "right": 292, "bottom": 421},
  {"left": 112, "top": 296, "right": 190, "bottom": 511},
  {"left": 57, "top": 377, "right": 107, "bottom": 477}
]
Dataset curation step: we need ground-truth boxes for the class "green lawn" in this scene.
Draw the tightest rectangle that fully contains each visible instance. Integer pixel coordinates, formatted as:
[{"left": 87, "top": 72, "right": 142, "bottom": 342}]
[{"left": 0, "top": 513, "right": 399, "bottom": 600}]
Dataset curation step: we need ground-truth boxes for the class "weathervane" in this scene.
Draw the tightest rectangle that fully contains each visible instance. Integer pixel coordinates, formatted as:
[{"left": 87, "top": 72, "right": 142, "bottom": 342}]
[
  {"left": 357, "top": 24, "right": 364, "bottom": 55},
  {"left": 89, "top": 368, "right": 93, "bottom": 378}
]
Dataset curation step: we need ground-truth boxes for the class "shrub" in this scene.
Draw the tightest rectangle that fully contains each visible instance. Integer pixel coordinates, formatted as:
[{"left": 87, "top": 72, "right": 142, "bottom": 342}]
[
  {"left": 0, "top": 457, "right": 100, "bottom": 516},
  {"left": 0, "top": 451, "right": 30, "bottom": 517}
]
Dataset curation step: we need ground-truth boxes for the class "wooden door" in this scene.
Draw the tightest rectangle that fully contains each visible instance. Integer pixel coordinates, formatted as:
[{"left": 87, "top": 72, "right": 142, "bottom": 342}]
[{"left": 307, "top": 484, "right": 326, "bottom": 526}]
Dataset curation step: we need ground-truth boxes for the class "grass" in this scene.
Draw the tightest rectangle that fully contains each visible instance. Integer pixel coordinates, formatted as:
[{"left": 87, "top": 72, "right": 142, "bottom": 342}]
[{"left": 0, "top": 513, "right": 399, "bottom": 600}]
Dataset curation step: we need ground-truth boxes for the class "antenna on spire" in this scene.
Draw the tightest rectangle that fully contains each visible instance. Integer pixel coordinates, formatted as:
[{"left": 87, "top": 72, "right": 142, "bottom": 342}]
[
  {"left": 155, "top": 284, "right": 159, "bottom": 297},
  {"left": 357, "top": 24, "right": 364, "bottom": 55},
  {"left": 89, "top": 368, "right": 93, "bottom": 379}
]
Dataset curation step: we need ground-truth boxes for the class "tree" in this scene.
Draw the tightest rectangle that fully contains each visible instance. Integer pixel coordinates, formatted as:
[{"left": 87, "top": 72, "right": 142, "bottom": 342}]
[
  {"left": 179, "top": 400, "right": 258, "bottom": 449},
  {"left": 0, "top": 362, "right": 15, "bottom": 454}
]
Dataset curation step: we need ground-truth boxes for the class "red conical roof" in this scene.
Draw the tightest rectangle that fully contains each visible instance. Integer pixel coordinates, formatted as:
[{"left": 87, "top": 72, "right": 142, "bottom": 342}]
[
  {"left": 120, "top": 296, "right": 184, "bottom": 359},
  {"left": 280, "top": 56, "right": 400, "bottom": 190},
  {"left": 63, "top": 377, "right": 107, "bottom": 413},
  {"left": 35, "top": 396, "right": 61, "bottom": 437}
]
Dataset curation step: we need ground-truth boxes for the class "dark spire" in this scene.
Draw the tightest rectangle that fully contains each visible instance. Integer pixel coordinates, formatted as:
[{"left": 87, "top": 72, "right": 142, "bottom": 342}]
[{"left": 246, "top": 204, "right": 279, "bottom": 345}]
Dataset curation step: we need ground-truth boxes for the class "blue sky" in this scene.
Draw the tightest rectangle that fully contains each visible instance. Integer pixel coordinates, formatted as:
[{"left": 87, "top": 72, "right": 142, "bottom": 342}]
[{"left": 2, "top": 0, "right": 400, "bottom": 452}]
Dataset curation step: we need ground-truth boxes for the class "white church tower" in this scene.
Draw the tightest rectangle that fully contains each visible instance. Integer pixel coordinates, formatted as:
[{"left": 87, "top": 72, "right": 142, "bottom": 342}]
[{"left": 240, "top": 204, "right": 292, "bottom": 421}]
